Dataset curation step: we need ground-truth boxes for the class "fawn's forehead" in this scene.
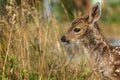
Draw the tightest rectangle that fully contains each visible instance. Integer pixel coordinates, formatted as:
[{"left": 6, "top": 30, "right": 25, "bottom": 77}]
[
  {"left": 70, "top": 14, "right": 100, "bottom": 31},
  {"left": 71, "top": 15, "right": 88, "bottom": 27}
]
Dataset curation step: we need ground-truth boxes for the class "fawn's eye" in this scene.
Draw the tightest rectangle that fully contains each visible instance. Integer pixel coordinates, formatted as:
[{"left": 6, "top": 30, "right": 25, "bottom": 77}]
[{"left": 73, "top": 28, "right": 81, "bottom": 33}]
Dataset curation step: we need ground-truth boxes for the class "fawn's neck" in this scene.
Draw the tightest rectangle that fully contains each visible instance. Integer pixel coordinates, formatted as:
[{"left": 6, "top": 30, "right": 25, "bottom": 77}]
[{"left": 82, "top": 23, "right": 109, "bottom": 61}]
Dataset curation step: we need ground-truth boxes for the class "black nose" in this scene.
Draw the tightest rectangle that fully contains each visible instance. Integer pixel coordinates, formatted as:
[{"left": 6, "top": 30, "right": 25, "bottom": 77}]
[{"left": 61, "top": 35, "right": 67, "bottom": 42}]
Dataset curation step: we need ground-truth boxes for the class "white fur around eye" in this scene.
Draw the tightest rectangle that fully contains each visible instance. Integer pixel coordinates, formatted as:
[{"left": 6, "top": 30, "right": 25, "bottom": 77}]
[{"left": 73, "top": 27, "right": 81, "bottom": 34}]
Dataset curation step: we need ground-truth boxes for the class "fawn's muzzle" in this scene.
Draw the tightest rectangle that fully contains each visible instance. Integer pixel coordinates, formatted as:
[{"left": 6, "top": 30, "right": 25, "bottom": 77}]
[{"left": 61, "top": 35, "right": 69, "bottom": 44}]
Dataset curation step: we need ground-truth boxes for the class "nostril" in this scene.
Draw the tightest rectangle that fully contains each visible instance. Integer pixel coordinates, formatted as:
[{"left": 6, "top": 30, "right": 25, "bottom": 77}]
[{"left": 61, "top": 35, "right": 66, "bottom": 42}]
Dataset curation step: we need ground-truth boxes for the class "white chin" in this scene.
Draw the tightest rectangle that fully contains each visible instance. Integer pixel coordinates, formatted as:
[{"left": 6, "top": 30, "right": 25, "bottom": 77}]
[
  {"left": 76, "top": 40, "right": 80, "bottom": 44},
  {"left": 61, "top": 42, "right": 70, "bottom": 45}
]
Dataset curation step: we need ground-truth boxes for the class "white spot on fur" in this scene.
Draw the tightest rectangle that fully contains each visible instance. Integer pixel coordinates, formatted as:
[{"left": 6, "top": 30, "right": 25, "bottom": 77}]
[
  {"left": 115, "top": 47, "right": 119, "bottom": 49},
  {"left": 103, "top": 42, "right": 107, "bottom": 46},
  {"left": 118, "top": 51, "right": 120, "bottom": 55},
  {"left": 113, "top": 73, "right": 117, "bottom": 76},
  {"left": 109, "top": 61, "right": 112, "bottom": 64},
  {"left": 115, "top": 50, "right": 118, "bottom": 53},
  {"left": 112, "top": 49, "right": 115, "bottom": 52},
  {"left": 115, "top": 69, "right": 120, "bottom": 73},
  {"left": 114, "top": 61, "right": 120, "bottom": 65},
  {"left": 109, "top": 54, "right": 114, "bottom": 62}
]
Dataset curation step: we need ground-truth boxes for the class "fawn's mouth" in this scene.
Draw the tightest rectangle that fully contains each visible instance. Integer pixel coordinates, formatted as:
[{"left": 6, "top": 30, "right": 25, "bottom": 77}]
[
  {"left": 61, "top": 35, "right": 84, "bottom": 45},
  {"left": 61, "top": 39, "right": 70, "bottom": 45},
  {"left": 61, "top": 35, "right": 70, "bottom": 44}
]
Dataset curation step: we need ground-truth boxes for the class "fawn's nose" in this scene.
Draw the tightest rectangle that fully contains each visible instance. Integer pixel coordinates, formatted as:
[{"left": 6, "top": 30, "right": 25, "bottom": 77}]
[{"left": 61, "top": 35, "right": 67, "bottom": 42}]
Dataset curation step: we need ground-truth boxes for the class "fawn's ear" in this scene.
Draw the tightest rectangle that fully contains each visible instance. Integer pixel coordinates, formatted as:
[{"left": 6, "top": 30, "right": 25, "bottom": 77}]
[{"left": 88, "top": 2, "right": 101, "bottom": 23}]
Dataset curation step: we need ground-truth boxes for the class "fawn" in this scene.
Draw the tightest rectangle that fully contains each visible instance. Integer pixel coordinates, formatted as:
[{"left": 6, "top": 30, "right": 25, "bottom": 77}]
[{"left": 61, "top": 2, "right": 120, "bottom": 80}]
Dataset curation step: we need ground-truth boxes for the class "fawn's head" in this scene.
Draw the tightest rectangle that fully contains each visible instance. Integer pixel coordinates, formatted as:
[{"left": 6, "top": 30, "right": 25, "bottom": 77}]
[{"left": 61, "top": 2, "right": 101, "bottom": 44}]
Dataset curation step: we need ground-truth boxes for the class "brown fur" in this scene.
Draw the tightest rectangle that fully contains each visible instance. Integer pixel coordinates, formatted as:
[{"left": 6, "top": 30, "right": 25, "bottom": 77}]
[{"left": 61, "top": 2, "right": 120, "bottom": 80}]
